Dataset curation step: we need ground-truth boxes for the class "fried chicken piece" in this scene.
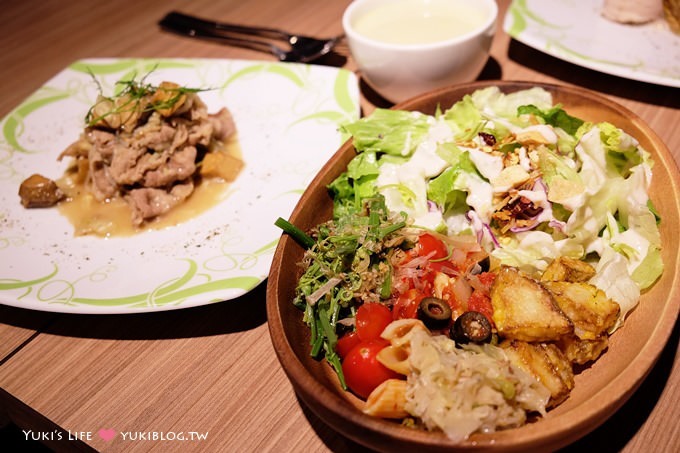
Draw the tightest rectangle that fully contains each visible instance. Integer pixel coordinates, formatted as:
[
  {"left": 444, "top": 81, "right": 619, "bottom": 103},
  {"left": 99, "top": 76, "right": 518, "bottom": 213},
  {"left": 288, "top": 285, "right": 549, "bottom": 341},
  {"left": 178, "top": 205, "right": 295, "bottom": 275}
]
[
  {"left": 542, "top": 280, "right": 619, "bottom": 364},
  {"left": 490, "top": 266, "right": 573, "bottom": 342},
  {"left": 541, "top": 256, "right": 596, "bottom": 283},
  {"left": 542, "top": 281, "right": 620, "bottom": 340},
  {"left": 501, "top": 339, "right": 575, "bottom": 407},
  {"left": 557, "top": 335, "right": 610, "bottom": 365}
]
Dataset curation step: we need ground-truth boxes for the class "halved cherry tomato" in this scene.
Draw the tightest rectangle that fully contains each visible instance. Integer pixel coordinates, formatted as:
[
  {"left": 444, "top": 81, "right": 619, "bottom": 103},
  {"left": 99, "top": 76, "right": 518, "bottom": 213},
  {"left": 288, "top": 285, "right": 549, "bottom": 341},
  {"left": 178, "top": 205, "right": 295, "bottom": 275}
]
[
  {"left": 341, "top": 339, "right": 399, "bottom": 399},
  {"left": 417, "top": 233, "right": 450, "bottom": 272},
  {"left": 336, "top": 331, "right": 362, "bottom": 359},
  {"left": 393, "top": 288, "right": 426, "bottom": 320},
  {"left": 417, "top": 233, "right": 448, "bottom": 261},
  {"left": 356, "top": 303, "right": 393, "bottom": 341}
]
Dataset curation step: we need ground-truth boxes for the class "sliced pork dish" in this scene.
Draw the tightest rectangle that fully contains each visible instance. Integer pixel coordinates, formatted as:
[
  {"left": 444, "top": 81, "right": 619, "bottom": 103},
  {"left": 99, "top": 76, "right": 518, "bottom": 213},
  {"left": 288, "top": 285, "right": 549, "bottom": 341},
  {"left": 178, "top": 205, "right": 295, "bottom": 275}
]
[{"left": 19, "top": 78, "right": 242, "bottom": 234}]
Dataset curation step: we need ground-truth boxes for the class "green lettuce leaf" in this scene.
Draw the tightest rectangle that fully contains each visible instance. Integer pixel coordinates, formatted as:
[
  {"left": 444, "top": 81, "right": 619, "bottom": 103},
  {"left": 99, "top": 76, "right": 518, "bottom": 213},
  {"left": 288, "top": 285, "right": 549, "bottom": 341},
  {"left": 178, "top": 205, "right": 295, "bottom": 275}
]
[
  {"left": 598, "top": 122, "right": 643, "bottom": 177},
  {"left": 340, "top": 108, "right": 430, "bottom": 156},
  {"left": 517, "top": 104, "right": 584, "bottom": 135}
]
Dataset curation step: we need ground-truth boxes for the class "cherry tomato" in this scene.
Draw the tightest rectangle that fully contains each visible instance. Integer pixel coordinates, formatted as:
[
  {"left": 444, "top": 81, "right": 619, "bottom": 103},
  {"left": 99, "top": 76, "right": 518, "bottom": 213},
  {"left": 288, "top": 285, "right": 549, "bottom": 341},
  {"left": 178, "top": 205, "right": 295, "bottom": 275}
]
[
  {"left": 336, "top": 331, "right": 362, "bottom": 359},
  {"left": 417, "top": 233, "right": 453, "bottom": 273},
  {"left": 417, "top": 233, "right": 448, "bottom": 260},
  {"left": 393, "top": 288, "right": 425, "bottom": 320},
  {"left": 341, "top": 340, "right": 399, "bottom": 399},
  {"left": 356, "top": 303, "right": 393, "bottom": 341}
]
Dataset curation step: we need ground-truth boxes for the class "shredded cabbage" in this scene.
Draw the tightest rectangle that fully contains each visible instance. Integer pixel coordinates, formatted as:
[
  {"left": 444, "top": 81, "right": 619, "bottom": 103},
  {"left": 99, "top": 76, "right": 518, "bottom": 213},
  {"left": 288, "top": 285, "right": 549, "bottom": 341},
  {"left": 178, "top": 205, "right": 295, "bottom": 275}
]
[{"left": 404, "top": 330, "right": 550, "bottom": 442}]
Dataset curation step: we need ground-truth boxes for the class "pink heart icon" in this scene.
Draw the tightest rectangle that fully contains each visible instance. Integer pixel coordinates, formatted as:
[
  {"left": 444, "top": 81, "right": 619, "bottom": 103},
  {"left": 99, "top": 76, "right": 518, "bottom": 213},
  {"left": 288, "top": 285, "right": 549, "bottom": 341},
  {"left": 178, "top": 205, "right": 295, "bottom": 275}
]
[{"left": 98, "top": 428, "right": 116, "bottom": 441}]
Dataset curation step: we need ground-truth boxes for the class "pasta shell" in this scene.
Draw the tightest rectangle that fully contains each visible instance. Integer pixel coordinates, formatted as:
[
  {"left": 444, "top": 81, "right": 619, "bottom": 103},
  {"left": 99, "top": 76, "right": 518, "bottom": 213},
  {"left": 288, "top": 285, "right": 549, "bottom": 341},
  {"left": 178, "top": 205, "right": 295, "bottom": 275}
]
[
  {"left": 364, "top": 379, "right": 408, "bottom": 419},
  {"left": 377, "top": 345, "right": 410, "bottom": 375},
  {"left": 380, "top": 318, "right": 429, "bottom": 347}
]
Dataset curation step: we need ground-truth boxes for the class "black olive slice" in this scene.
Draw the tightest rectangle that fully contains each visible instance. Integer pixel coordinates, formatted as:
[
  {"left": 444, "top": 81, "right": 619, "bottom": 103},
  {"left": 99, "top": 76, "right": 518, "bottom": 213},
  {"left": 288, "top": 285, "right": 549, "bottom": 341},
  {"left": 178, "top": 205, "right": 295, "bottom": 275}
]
[
  {"left": 417, "top": 297, "right": 452, "bottom": 330},
  {"left": 450, "top": 311, "right": 492, "bottom": 344},
  {"left": 477, "top": 256, "right": 490, "bottom": 273}
]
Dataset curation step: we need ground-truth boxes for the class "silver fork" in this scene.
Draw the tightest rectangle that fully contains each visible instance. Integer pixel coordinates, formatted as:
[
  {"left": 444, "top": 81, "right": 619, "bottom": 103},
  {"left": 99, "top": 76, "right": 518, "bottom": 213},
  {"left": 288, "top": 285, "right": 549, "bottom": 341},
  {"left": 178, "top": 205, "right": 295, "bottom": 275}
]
[{"left": 159, "top": 11, "right": 343, "bottom": 63}]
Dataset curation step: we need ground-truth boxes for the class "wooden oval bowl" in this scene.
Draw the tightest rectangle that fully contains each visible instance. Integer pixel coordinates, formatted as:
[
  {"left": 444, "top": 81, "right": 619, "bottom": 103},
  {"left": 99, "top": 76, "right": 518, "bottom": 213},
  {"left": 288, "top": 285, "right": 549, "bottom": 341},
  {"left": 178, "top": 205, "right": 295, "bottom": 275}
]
[{"left": 266, "top": 81, "right": 680, "bottom": 452}]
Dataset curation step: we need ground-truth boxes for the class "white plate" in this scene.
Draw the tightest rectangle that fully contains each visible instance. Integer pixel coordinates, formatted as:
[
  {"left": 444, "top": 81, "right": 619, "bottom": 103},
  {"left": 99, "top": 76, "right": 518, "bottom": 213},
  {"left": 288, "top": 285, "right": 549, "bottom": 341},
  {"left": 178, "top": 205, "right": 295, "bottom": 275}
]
[
  {"left": 504, "top": 0, "right": 680, "bottom": 87},
  {"left": 0, "top": 58, "right": 359, "bottom": 314}
]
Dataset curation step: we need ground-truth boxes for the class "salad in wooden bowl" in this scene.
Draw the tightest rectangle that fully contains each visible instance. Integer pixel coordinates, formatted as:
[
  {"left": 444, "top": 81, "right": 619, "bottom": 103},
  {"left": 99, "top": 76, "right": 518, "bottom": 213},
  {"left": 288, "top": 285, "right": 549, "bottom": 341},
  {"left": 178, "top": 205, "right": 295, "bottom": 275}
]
[{"left": 266, "top": 81, "right": 680, "bottom": 452}]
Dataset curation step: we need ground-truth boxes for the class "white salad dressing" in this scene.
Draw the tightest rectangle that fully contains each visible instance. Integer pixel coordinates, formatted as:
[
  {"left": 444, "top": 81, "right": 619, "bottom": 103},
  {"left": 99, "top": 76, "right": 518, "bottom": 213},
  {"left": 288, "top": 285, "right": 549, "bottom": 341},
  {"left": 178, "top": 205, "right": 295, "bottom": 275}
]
[
  {"left": 612, "top": 228, "right": 651, "bottom": 272},
  {"left": 518, "top": 147, "right": 532, "bottom": 172},
  {"left": 517, "top": 187, "right": 553, "bottom": 224},
  {"left": 464, "top": 175, "right": 495, "bottom": 222},
  {"left": 377, "top": 119, "right": 453, "bottom": 229},
  {"left": 466, "top": 147, "right": 503, "bottom": 180},
  {"left": 378, "top": 161, "right": 444, "bottom": 229}
]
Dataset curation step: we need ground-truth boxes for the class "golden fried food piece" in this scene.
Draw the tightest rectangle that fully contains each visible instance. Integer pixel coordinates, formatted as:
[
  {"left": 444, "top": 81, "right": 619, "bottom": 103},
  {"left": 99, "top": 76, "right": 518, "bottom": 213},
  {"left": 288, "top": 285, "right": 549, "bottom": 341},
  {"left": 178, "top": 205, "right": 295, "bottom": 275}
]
[
  {"left": 557, "top": 335, "right": 610, "bottom": 365},
  {"left": 542, "top": 281, "right": 620, "bottom": 340},
  {"left": 501, "top": 339, "right": 575, "bottom": 407},
  {"left": 490, "top": 266, "right": 573, "bottom": 342},
  {"left": 541, "top": 256, "right": 596, "bottom": 283}
]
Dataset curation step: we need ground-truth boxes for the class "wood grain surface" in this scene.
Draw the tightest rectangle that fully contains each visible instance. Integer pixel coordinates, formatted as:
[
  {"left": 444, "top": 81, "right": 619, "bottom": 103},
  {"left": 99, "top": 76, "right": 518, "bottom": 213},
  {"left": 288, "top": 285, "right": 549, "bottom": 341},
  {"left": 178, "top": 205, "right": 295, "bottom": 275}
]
[{"left": 0, "top": 1, "right": 678, "bottom": 452}]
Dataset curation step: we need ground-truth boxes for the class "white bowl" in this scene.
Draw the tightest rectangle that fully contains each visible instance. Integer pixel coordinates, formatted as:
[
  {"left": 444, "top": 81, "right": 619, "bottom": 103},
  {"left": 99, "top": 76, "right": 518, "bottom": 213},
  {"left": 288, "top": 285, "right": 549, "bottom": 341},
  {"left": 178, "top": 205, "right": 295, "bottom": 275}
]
[{"left": 342, "top": 0, "right": 498, "bottom": 103}]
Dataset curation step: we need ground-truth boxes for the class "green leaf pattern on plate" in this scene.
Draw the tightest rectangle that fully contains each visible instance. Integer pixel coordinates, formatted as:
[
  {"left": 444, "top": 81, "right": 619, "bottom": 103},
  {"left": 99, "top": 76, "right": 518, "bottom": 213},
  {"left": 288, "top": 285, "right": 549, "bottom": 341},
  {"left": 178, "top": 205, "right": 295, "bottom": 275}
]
[
  {"left": 2, "top": 89, "right": 73, "bottom": 154},
  {"left": 0, "top": 58, "right": 360, "bottom": 313},
  {"left": 221, "top": 62, "right": 307, "bottom": 89},
  {"left": 505, "top": 0, "right": 651, "bottom": 72},
  {"left": 506, "top": 0, "right": 562, "bottom": 36}
]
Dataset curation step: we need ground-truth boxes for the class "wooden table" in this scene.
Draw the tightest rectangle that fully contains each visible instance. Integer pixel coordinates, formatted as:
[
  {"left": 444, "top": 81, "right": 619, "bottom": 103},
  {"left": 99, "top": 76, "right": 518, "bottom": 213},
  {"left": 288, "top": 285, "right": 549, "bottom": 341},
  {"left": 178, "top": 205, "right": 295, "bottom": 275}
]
[{"left": 1, "top": 0, "right": 678, "bottom": 451}]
